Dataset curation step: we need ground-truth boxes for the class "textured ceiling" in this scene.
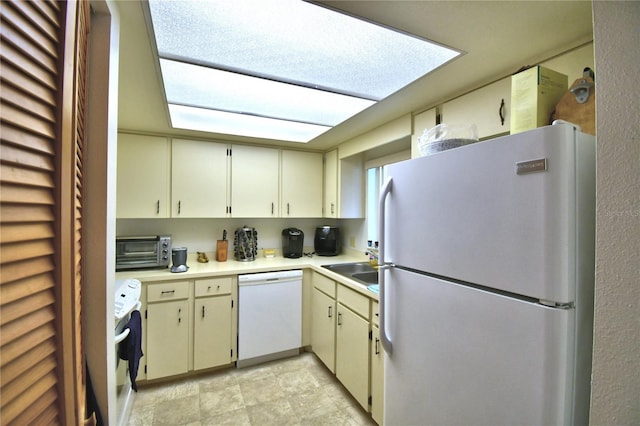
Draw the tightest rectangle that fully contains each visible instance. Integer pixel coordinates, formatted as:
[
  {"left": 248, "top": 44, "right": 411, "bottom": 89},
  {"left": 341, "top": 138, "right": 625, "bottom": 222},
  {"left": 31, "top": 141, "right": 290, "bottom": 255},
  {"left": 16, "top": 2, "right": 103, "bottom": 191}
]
[{"left": 117, "top": 0, "right": 593, "bottom": 151}]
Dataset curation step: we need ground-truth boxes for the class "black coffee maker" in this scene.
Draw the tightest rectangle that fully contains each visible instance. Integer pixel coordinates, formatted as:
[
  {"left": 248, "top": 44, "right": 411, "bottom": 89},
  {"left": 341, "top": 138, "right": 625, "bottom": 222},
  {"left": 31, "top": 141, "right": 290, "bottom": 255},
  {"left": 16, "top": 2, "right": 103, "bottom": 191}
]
[
  {"left": 314, "top": 226, "right": 340, "bottom": 256},
  {"left": 282, "top": 228, "right": 304, "bottom": 258}
]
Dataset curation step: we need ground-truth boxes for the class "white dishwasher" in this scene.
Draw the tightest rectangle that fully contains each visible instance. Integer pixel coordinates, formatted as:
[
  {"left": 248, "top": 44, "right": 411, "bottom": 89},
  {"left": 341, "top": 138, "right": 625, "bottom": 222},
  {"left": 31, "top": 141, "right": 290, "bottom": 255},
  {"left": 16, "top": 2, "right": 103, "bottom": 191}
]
[{"left": 237, "top": 270, "right": 303, "bottom": 367}]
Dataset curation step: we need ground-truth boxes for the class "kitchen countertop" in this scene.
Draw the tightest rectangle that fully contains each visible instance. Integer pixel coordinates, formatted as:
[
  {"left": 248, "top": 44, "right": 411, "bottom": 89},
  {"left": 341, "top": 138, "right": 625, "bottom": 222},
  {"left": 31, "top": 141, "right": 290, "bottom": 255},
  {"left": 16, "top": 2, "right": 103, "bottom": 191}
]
[{"left": 116, "top": 252, "right": 379, "bottom": 300}]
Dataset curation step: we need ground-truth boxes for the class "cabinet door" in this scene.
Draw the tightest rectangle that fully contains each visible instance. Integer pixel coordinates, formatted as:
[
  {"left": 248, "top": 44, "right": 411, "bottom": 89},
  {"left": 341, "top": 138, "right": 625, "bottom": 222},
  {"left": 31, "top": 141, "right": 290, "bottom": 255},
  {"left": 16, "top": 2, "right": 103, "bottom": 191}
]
[
  {"left": 336, "top": 304, "right": 370, "bottom": 409},
  {"left": 311, "top": 287, "right": 336, "bottom": 373},
  {"left": 172, "top": 139, "right": 228, "bottom": 218},
  {"left": 370, "top": 324, "right": 384, "bottom": 424},
  {"left": 146, "top": 299, "right": 189, "bottom": 379},
  {"left": 231, "top": 145, "right": 279, "bottom": 217},
  {"left": 281, "top": 150, "right": 323, "bottom": 217},
  {"left": 116, "top": 134, "right": 170, "bottom": 218},
  {"left": 441, "top": 77, "right": 511, "bottom": 139},
  {"left": 324, "top": 150, "right": 338, "bottom": 218},
  {"left": 194, "top": 295, "right": 232, "bottom": 370}
]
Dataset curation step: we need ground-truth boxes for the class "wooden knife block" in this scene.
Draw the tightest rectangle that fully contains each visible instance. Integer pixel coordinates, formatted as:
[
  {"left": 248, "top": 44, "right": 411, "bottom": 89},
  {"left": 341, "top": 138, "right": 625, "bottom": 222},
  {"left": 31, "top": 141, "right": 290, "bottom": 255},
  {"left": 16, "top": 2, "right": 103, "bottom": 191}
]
[{"left": 216, "top": 240, "right": 228, "bottom": 262}]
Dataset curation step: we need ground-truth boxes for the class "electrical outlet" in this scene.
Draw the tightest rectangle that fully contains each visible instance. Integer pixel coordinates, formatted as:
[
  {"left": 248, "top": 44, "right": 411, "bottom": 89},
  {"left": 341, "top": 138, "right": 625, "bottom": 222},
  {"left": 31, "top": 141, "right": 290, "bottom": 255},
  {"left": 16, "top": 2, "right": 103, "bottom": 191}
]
[{"left": 349, "top": 236, "right": 356, "bottom": 248}]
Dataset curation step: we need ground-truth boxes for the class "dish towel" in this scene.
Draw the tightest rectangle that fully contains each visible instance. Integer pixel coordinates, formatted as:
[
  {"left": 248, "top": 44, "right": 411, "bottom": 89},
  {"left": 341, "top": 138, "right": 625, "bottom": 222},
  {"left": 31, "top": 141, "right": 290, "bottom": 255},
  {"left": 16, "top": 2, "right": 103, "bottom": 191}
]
[{"left": 118, "top": 310, "right": 143, "bottom": 391}]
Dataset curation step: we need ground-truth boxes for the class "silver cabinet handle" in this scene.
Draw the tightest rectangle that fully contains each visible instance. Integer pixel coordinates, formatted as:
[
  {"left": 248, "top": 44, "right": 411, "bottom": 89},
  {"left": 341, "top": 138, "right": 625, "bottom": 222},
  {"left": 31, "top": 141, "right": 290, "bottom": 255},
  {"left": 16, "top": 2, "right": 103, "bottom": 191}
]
[
  {"left": 202, "top": 305, "right": 205, "bottom": 318},
  {"left": 271, "top": 202, "right": 274, "bottom": 215},
  {"left": 156, "top": 200, "right": 160, "bottom": 214},
  {"left": 178, "top": 200, "right": 181, "bottom": 214},
  {"left": 337, "top": 312, "right": 342, "bottom": 326},
  {"left": 161, "top": 290, "right": 175, "bottom": 295},
  {"left": 328, "top": 306, "right": 332, "bottom": 318},
  {"left": 287, "top": 203, "right": 290, "bottom": 215},
  {"left": 375, "top": 337, "right": 380, "bottom": 355},
  {"left": 331, "top": 202, "right": 335, "bottom": 215}
]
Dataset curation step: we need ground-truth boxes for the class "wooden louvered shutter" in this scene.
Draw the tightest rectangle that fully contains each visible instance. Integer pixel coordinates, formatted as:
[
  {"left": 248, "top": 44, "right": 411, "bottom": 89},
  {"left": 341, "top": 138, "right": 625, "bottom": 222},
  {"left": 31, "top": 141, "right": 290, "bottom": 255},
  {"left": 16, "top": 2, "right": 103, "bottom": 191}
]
[{"left": 1, "top": 0, "right": 89, "bottom": 424}]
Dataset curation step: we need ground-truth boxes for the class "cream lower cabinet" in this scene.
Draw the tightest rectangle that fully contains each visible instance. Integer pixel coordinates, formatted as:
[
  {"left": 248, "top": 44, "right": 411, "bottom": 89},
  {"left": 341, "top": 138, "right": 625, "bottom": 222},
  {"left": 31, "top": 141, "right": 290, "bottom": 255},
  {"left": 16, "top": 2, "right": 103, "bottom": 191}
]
[
  {"left": 145, "top": 276, "right": 237, "bottom": 381},
  {"left": 311, "top": 272, "right": 380, "bottom": 416},
  {"left": 146, "top": 281, "right": 190, "bottom": 380},
  {"left": 335, "top": 284, "right": 371, "bottom": 411},
  {"left": 311, "top": 288, "right": 336, "bottom": 372},
  {"left": 193, "top": 277, "right": 236, "bottom": 370},
  {"left": 370, "top": 301, "right": 384, "bottom": 425}
]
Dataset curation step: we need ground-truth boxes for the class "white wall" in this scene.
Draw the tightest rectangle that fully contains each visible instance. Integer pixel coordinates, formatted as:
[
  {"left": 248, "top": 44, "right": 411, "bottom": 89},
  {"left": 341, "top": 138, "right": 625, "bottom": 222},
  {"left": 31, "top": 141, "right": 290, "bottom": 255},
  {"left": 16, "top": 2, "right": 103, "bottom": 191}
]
[
  {"left": 590, "top": 2, "right": 640, "bottom": 424},
  {"left": 85, "top": 0, "right": 120, "bottom": 423}
]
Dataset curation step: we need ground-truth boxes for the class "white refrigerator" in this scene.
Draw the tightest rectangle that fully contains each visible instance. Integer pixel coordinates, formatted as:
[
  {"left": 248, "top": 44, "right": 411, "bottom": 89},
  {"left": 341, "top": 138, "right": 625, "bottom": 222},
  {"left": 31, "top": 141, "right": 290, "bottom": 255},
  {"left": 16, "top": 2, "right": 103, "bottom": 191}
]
[{"left": 378, "top": 123, "right": 595, "bottom": 425}]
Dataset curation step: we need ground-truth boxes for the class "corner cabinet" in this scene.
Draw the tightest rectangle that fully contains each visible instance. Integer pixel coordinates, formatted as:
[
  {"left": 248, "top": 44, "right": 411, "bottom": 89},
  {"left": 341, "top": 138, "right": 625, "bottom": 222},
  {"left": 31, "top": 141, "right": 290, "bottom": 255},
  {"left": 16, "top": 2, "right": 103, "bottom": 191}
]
[
  {"left": 230, "top": 145, "right": 279, "bottom": 217},
  {"left": 281, "top": 150, "right": 323, "bottom": 217},
  {"left": 116, "top": 134, "right": 170, "bottom": 218},
  {"left": 171, "top": 139, "right": 228, "bottom": 218}
]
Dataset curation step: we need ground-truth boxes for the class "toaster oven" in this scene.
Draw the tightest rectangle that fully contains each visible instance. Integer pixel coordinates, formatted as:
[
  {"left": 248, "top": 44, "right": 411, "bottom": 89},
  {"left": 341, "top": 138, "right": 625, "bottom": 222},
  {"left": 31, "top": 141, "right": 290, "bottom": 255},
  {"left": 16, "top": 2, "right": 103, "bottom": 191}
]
[{"left": 116, "top": 235, "right": 171, "bottom": 271}]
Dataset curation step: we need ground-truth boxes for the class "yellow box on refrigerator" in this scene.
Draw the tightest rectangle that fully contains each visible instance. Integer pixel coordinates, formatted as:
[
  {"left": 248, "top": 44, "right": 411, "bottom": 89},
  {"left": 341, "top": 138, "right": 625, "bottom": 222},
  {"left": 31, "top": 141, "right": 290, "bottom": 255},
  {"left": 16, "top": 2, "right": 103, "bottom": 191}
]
[{"left": 510, "top": 65, "right": 568, "bottom": 134}]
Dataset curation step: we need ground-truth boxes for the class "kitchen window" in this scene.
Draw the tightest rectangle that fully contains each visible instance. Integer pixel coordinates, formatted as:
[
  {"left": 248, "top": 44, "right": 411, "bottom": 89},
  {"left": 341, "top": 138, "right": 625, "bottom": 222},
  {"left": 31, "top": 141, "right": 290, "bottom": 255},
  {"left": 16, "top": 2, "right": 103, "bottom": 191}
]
[{"left": 366, "top": 150, "right": 411, "bottom": 242}]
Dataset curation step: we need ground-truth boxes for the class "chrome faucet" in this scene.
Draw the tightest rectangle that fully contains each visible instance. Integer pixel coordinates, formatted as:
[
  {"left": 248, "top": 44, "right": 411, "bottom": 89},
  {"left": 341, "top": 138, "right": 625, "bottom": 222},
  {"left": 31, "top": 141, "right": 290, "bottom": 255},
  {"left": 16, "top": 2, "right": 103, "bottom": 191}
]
[{"left": 366, "top": 241, "right": 379, "bottom": 267}]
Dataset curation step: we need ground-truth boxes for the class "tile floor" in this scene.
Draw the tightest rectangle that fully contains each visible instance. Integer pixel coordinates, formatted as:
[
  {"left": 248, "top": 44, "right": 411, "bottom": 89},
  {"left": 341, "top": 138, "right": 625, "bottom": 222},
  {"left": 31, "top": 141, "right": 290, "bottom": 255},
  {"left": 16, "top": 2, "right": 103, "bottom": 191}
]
[{"left": 127, "top": 352, "right": 377, "bottom": 425}]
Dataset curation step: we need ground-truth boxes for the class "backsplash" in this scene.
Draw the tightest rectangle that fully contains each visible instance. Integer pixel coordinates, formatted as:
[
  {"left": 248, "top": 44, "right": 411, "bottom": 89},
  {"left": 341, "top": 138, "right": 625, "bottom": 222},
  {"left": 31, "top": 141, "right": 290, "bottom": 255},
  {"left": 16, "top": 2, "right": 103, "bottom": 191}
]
[{"left": 116, "top": 217, "right": 367, "bottom": 256}]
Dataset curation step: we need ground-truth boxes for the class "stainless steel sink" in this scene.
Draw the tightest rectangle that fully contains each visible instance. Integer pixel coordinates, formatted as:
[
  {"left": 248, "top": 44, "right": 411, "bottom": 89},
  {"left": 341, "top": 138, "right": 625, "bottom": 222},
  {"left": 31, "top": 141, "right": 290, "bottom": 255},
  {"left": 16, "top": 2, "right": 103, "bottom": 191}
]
[
  {"left": 322, "top": 262, "right": 379, "bottom": 285},
  {"left": 351, "top": 271, "right": 379, "bottom": 285}
]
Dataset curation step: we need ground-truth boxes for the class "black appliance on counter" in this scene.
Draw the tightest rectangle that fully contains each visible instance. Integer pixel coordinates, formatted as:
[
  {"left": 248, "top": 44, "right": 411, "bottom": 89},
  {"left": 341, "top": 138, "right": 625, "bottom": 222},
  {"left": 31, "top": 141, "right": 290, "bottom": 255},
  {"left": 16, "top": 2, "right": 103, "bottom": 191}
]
[
  {"left": 282, "top": 228, "right": 304, "bottom": 258},
  {"left": 314, "top": 226, "right": 341, "bottom": 256}
]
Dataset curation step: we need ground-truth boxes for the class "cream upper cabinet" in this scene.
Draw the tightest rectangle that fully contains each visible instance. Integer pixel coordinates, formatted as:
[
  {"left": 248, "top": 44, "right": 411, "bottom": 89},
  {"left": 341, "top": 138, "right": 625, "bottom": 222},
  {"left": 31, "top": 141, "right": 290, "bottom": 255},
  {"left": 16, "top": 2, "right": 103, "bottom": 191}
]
[
  {"left": 231, "top": 145, "right": 279, "bottom": 217},
  {"left": 117, "top": 134, "right": 170, "bottom": 218},
  {"left": 441, "top": 77, "right": 511, "bottom": 139},
  {"left": 281, "top": 150, "right": 323, "bottom": 218},
  {"left": 324, "top": 149, "right": 338, "bottom": 218},
  {"left": 338, "top": 154, "right": 364, "bottom": 218},
  {"left": 171, "top": 139, "right": 228, "bottom": 218}
]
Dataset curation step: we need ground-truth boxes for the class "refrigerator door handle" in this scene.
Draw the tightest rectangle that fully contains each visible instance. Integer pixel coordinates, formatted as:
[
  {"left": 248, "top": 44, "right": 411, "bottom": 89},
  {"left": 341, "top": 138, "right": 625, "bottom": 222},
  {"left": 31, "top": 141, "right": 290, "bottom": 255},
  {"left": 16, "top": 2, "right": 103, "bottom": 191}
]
[{"left": 378, "top": 177, "right": 393, "bottom": 355}]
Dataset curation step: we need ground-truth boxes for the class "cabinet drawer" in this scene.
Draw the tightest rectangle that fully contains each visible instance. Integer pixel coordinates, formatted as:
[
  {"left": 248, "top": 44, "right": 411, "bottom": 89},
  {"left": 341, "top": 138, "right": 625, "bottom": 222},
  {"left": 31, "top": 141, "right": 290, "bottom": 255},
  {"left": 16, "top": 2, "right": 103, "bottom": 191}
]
[
  {"left": 147, "top": 281, "right": 190, "bottom": 302},
  {"left": 372, "top": 301, "right": 379, "bottom": 326},
  {"left": 195, "top": 277, "right": 233, "bottom": 297},
  {"left": 313, "top": 272, "right": 336, "bottom": 298},
  {"left": 338, "top": 285, "right": 369, "bottom": 319}
]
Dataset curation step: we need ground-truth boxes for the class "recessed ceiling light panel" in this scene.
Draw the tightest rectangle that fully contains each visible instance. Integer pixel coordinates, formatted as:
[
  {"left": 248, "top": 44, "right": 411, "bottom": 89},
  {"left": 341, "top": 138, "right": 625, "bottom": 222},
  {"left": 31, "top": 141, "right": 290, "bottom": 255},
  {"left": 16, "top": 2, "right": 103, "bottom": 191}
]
[
  {"left": 160, "top": 59, "right": 375, "bottom": 127},
  {"left": 148, "top": 0, "right": 460, "bottom": 142},
  {"left": 169, "top": 104, "right": 331, "bottom": 143}
]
